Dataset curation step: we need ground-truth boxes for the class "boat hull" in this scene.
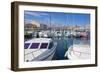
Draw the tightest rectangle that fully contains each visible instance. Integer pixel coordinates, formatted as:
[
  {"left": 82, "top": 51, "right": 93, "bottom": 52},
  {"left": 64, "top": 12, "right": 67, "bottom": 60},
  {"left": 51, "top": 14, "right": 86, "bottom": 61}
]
[
  {"left": 32, "top": 42, "right": 57, "bottom": 61},
  {"left": 65, "top": 45, "right": 90, "bottom": 60}
]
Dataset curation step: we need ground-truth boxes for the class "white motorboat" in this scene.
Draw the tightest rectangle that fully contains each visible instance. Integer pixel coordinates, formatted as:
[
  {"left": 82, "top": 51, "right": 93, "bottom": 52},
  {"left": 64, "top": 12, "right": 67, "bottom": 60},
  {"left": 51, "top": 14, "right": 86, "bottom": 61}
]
[
  {"left": 24, "top": 38, "right": 57, "bottom": 62},
  {"left": 64, "top": 44, "right": 90, "bottom": 60},
  {"left": 38, "top": 31, "right": 48, "bottom": 38},
  {"left": 64, "top": 31, "right": 71, "bottom": 37},
  {"left": 54, "top": 31, "right": 62, "bottom": 37}
]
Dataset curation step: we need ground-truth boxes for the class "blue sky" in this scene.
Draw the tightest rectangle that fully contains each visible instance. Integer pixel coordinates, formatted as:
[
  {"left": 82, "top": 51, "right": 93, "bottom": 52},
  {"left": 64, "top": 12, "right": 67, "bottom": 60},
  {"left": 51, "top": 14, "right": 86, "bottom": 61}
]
[{"left": 24, "top": 11, "right": 90, "bottom": 26}]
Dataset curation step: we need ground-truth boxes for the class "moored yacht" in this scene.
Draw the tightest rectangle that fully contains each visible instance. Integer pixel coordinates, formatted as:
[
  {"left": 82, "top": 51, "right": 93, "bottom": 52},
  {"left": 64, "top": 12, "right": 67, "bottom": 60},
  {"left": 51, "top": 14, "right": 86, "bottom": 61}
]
[
  {"left": 64, "top": 44, "right": 90, "bottom": 60},
  {"left": 24, "top": 38, "right": 57, "bottom": 62}
]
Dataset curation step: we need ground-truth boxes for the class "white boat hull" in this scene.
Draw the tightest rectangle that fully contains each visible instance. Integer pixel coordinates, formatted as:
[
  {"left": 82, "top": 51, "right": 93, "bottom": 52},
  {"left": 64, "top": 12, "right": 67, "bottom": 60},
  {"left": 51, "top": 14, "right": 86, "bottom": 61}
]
[
  {"left": 32, "top": 42, "right": 57, "bottom": 61},
  {"left": 25, "top": 42, "right": 57, "bottom": 61},
  {"left": 65, "top": 44, "right": 91, "bottom": 60}
]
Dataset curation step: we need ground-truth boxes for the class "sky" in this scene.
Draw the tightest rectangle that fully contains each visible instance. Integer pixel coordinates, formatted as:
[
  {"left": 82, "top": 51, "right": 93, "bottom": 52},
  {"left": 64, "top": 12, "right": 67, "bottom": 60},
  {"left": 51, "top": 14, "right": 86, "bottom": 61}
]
[{"left": 24, "top": 11, "right": 90, "bottom": 26}]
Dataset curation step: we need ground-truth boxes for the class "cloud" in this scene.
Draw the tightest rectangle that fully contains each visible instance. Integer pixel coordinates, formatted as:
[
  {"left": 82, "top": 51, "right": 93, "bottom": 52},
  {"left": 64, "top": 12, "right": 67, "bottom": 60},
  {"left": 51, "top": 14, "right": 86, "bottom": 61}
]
[
  {"left": 24, "top": 11, "right": 49, "bottom": 17},
  {"left": 24, "top": 19, "right": 33, "bottom": 24}
]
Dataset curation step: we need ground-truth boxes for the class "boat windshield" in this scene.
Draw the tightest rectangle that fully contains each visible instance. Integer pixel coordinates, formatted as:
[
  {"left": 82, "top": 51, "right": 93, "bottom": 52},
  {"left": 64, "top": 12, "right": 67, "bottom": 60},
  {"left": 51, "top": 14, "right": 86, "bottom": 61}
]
[
  {"left": 24, "top": 43, "right": 30, "bottom": 49},
  {"left": 40, "top": 43, "right": 48, "bottom": 49},
  {"left": 48, "top": 42, "right": 54, "bottom": 49},
  {"left": 30, "top": 43, "right": 40, "bottom": 49}
]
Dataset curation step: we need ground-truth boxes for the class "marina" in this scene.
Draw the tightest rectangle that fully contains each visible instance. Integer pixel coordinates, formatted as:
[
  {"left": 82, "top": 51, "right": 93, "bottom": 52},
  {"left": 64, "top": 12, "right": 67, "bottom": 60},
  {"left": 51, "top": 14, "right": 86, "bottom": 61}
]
[
  {"left": 24, "top": 30, "right": 90, "bottom": 61},
  {"left": 24, "top": 11, "right": 90, "bottom": 61}
]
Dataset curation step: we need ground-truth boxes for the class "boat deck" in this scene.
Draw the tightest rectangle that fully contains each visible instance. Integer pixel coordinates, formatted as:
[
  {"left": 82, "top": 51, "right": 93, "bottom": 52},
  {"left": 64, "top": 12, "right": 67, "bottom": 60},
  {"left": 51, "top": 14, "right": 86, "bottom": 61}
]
[{"left": 65, "top": 44, "right": 91, "bottom": 60}]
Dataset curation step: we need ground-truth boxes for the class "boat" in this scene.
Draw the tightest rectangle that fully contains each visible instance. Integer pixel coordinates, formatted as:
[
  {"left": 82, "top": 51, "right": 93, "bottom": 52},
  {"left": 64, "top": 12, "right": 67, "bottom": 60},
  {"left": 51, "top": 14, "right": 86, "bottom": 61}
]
[
  {"left": 74, "top": 31, "right": 88, "bottom": 38},
  {"left": 54, "top": 31, "right": 62, "bottom": 37},
  {"left": 64, "top": 31, "right": 71, "bottom": 37},
  {"left": 79, "top": 32, "right": 88, "bottom": 38},
  {"left": 24, "top": 38, "right": 57, "bottom": 62},
  {"left": 64, "top": 44, "right": 90, "bottom": 60},
  {"left": 38, "top": 31, "right": 48, "bottom": 38}
]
